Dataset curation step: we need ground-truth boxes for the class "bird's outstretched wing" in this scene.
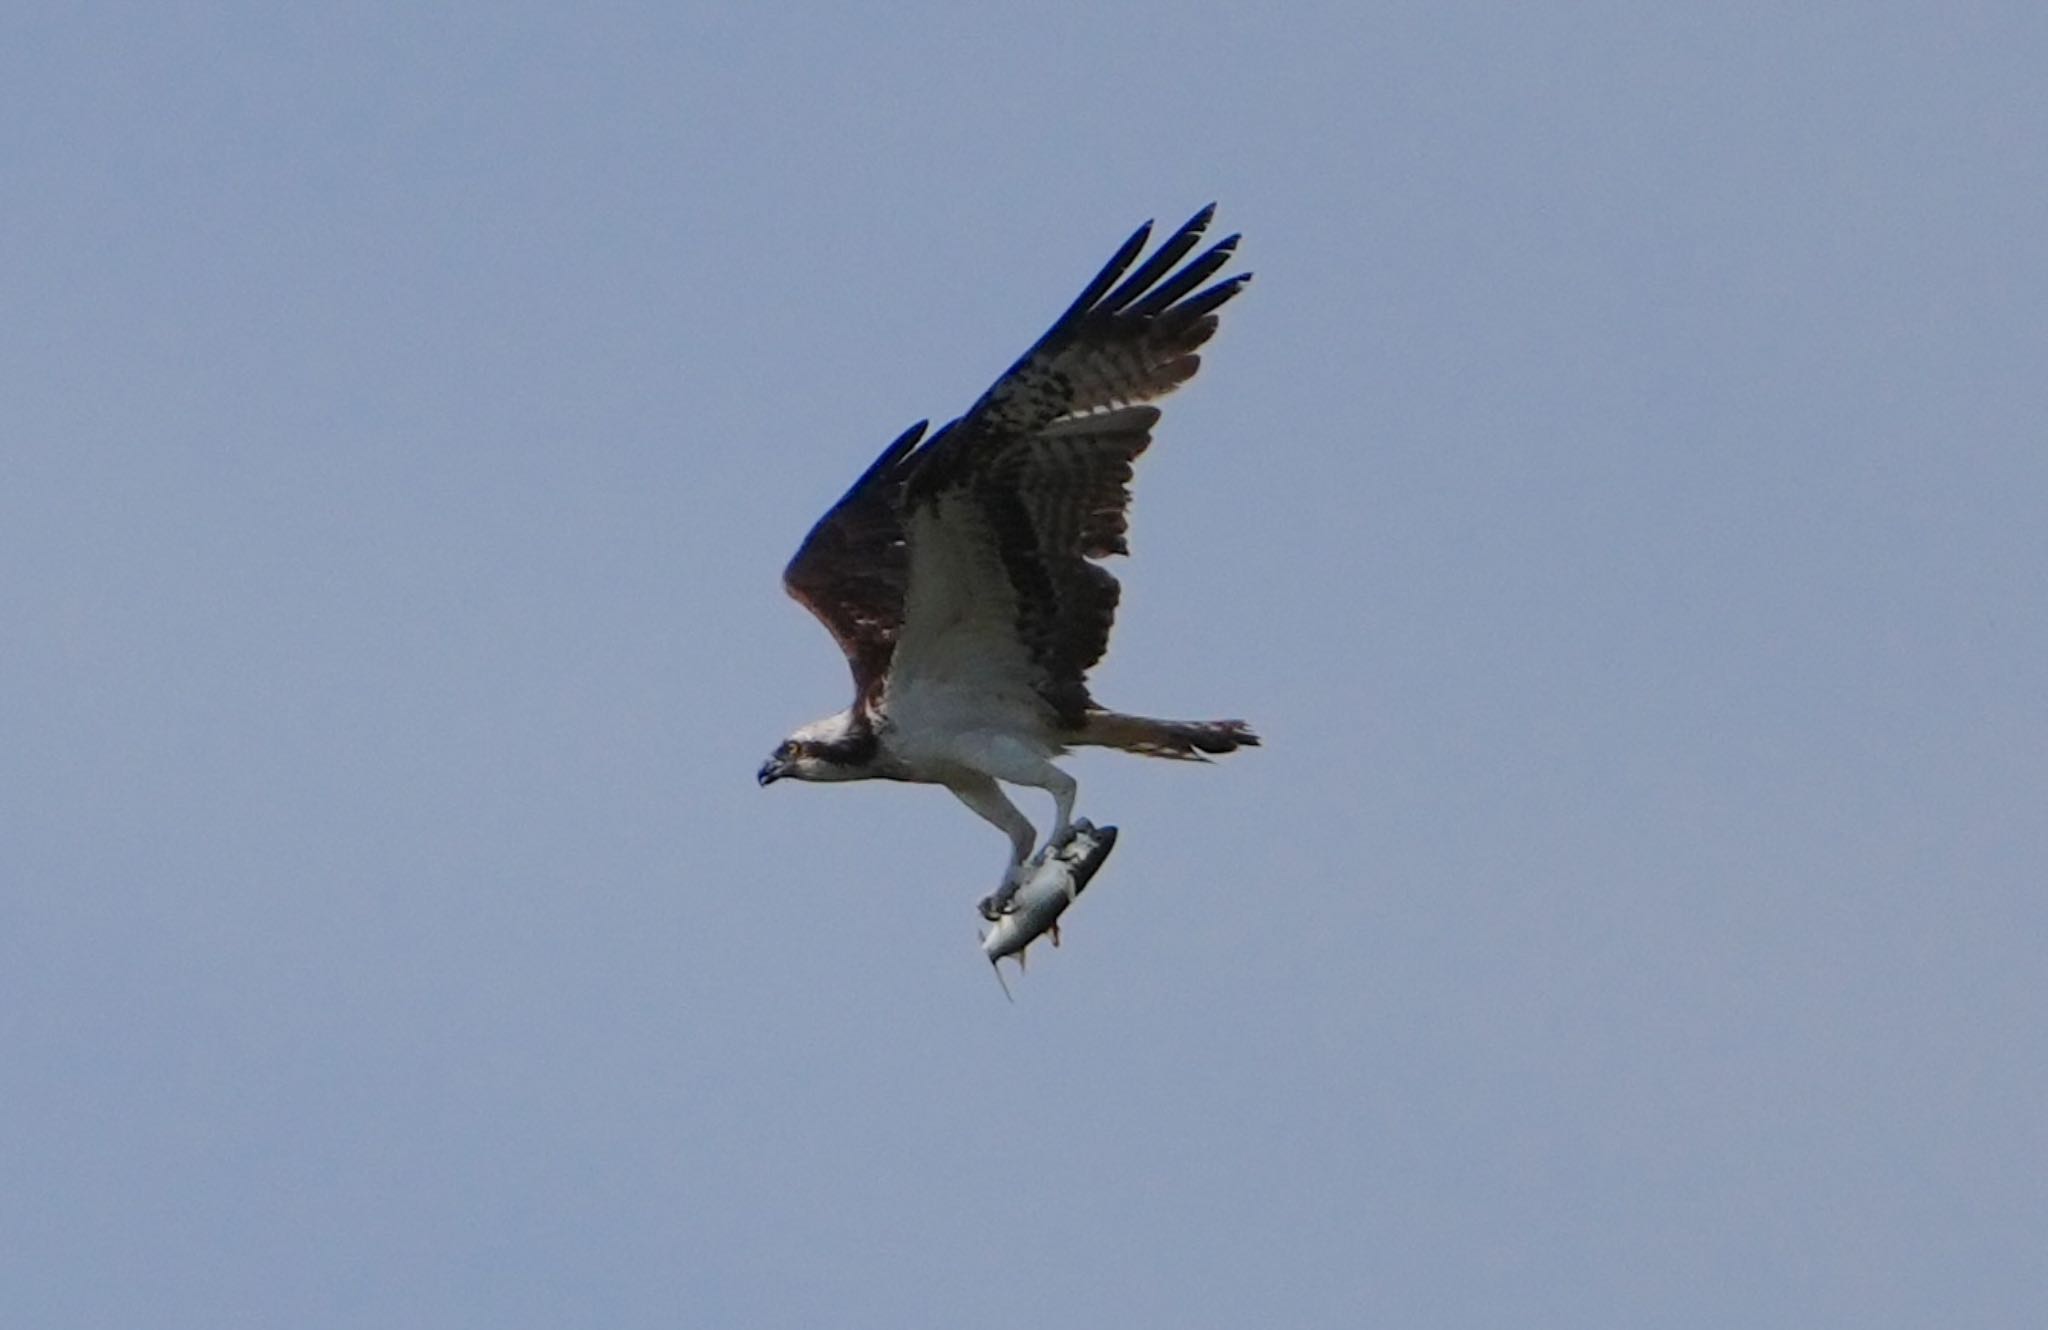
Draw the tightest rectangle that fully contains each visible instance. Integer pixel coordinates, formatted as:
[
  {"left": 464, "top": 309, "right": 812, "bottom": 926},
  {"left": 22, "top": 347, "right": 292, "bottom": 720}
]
[
  {"left": 893, "top": 206, "right": 1250, "bottom": 723},
  {"left": 783, "top": 208, "right": 1248, "bottom": 719},
  {"left": 921, "top": 202, "right": 1248, "bottom": 483},
  {"left": 781, "top": 419, "right": 926, "bottom": 706}
]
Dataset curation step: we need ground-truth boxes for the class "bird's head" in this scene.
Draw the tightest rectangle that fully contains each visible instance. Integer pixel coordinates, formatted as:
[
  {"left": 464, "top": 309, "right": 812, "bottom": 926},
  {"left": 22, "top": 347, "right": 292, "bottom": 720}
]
[
  {"left": 756, "top": 738, "right": 804, "bottom": 786},
  {"left": 758, "top": 713, "right": 876, "bottom": 786}
]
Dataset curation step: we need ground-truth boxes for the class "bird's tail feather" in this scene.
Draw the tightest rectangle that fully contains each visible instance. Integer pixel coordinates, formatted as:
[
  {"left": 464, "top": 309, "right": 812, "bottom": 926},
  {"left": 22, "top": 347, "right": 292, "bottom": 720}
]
[{"left": 1075, "top": 711, "right": 1260, "bottom": 761}]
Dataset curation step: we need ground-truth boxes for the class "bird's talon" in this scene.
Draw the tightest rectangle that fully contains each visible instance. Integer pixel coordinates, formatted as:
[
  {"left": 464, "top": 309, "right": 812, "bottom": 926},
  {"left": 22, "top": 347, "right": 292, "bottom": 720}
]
[{"left": 978, "top": 870, "right": 1027, "bottom": 921}]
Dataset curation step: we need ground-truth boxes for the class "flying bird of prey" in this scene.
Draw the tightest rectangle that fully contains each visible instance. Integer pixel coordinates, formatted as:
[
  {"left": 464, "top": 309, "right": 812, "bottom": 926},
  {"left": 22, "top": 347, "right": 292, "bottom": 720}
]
[{"left": 758, "top": 206, "right": 1259, "bottom": 917}]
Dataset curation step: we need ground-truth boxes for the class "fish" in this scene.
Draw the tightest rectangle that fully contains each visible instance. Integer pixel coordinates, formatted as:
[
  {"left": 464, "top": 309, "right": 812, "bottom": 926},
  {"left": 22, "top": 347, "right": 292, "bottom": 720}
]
[{"left": 979, "top": 819, "right": 1118, "bottom": 995}]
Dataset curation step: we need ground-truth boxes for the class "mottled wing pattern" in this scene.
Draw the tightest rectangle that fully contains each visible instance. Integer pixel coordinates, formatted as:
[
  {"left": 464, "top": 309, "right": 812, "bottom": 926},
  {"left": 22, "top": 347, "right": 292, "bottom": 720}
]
[
  {"left": 900, "top": 207, "right": 1249, "bottom": 723},
  {"left": 781, "top": 419, "right": 928, "bottom": 704},
  {"left": 971, "top": 407, "right": 1158, "bottom": 719},
  {"left": 975, "top": 205, "right": 1246, "bottom": 438}
]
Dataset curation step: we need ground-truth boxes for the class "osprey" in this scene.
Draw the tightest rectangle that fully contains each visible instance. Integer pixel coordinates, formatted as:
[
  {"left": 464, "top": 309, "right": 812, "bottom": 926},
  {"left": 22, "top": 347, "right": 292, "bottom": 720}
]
[{"left": 758, "top": 206, "right": 1259, "bottom": 916}]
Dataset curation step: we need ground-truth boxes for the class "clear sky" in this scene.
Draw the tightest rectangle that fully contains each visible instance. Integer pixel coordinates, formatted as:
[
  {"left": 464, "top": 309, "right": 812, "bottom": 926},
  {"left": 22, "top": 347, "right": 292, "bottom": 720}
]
[{"left": 5, "top": 4, "right": 2045, "bottom": 1327}]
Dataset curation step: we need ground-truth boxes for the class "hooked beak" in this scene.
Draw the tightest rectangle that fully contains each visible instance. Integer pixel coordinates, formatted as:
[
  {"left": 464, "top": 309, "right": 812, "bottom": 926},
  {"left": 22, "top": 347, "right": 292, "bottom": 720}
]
[{"left": 757, "top": 758, "right": 786, "bottom": 787}]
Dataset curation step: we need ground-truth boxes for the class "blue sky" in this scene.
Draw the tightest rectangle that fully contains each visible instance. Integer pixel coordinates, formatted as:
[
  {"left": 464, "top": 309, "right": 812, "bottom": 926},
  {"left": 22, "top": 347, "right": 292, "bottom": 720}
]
[{"left": 5, "top": 4, "right": 2045, "bottom": 1326}]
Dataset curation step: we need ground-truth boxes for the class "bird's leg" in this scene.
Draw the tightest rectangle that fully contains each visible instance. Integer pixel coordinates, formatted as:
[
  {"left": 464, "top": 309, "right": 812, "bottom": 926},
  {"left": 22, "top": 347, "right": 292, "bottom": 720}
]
[
  {"left": 944, "top": 776, "right": 1037, "bottom": 919},
  {"left": 955, "top": 733, "right": 1080, "bottom": 853},
  {"left": 1047, "top": 769, "right": 1079, "bottom": 849},
  {"left": 1024, "top": 766, "right": 1082, "bottom": 899}
]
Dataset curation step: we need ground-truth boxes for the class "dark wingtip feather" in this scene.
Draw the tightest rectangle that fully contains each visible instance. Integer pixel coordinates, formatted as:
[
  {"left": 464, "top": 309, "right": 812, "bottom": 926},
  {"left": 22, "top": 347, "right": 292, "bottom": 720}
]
[
  {"left": 1101, "top": 207, "right": 1221, "bottom": 314},
  {"left": 1054, "top": 219, "right": 1154, "bottom": 328},
  {"left": 1170, "top": 273, "right": 1252, "bottom": 323},
  {"left": 1127, "top": 234, "right": 1242, "bottom": 318}
]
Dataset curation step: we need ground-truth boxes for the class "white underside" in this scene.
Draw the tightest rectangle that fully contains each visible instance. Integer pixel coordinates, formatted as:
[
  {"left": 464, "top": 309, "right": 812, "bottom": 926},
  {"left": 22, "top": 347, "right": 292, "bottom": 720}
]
[{"left": 879, "top": 500, "right": 1080, "bottom": 884}]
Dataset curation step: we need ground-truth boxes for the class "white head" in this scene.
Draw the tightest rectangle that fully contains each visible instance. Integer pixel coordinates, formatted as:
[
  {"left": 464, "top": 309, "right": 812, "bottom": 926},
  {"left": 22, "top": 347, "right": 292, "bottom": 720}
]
[{"left": 757, "top": 709, "right": 878, "bottom": 785}]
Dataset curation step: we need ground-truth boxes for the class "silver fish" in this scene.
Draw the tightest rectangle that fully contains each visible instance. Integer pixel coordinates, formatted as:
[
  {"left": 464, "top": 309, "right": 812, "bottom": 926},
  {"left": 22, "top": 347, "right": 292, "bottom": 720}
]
[{"left": 979, "top": 820, "right": 1118, "bottom": 994}]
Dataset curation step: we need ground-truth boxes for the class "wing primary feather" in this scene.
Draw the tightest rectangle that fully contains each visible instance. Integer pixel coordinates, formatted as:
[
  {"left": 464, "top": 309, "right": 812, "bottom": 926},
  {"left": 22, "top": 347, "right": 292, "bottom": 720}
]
[
  {"left": 1098, "top": 205, "right": 1216, "bottom": 313},
  {"left": 1159, "top": 273, "right": 1252, "bottom": 325},
  {"left": 1038, "top": 218, "right": 1155, "bottom": 339},
  {"left": 1128, "top": 234, "right": 1241, "bottom": 317}
]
